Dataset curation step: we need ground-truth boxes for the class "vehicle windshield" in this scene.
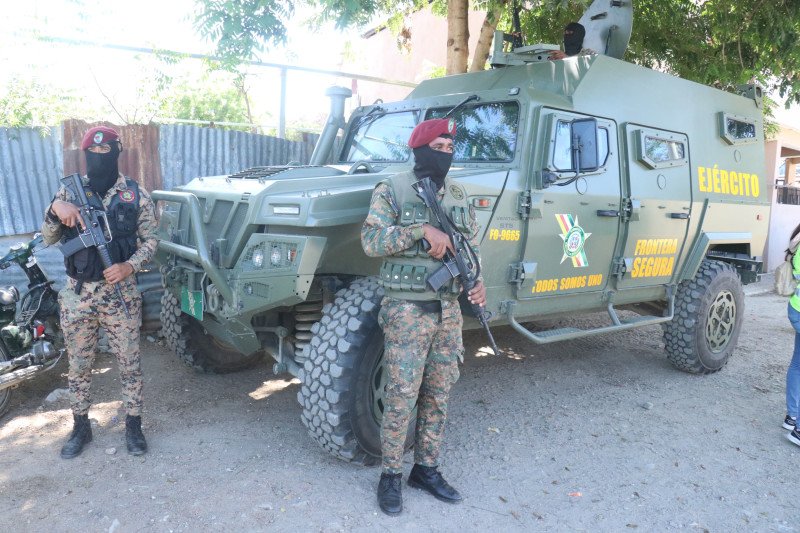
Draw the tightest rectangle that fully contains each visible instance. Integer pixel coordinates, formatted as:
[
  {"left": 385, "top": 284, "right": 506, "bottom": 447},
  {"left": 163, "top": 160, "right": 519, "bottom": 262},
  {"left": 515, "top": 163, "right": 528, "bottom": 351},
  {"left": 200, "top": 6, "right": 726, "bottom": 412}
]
[
  {"left": 339, "top": 110, "right": 420, "bottom": 163},
  {"left": 339, "top": 101, "right": 519, "bottom": 164},
  {"left": 427, "top": 102, "right": 519, "bottom": 162}
]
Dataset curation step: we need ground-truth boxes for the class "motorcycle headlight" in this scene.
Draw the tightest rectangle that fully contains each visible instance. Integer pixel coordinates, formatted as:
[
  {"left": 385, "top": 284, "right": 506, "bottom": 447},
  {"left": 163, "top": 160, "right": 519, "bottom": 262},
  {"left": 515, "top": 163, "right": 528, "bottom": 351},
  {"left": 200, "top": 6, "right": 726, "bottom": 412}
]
[{"left": 0, "top": 286, "right": 19, "bottom": 306}]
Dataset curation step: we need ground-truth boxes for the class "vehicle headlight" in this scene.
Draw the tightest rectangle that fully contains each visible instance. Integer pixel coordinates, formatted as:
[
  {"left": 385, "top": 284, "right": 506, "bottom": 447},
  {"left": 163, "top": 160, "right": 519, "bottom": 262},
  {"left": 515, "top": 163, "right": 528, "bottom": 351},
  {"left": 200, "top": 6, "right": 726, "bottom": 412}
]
[
  {"left": 270, "top": 246, "right": 282, "bottom": 266},
  {"left": 252, "top": 249, "right": 264, "bottom": 268}
]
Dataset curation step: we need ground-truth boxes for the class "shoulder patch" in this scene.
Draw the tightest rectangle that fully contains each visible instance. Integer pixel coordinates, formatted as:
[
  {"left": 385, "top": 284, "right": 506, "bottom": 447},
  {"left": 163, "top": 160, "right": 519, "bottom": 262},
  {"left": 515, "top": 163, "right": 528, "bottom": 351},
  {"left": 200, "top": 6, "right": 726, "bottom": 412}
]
[
  {"left": 118, "top": 190, "right": 136, "bottom": 203},
  {"left": 449, "top": 184, "right": 465, "bottom": 201}
]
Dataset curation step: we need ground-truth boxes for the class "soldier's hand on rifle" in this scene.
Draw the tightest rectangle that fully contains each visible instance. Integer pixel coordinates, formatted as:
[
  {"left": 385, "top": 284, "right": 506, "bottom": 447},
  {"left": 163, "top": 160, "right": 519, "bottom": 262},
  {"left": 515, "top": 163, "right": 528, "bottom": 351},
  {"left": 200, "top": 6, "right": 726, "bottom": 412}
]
[
  {"left": 421, "top": 224, "right": 454, "bottom": 259},
  {"left": 467, "top": 280, "right": 487, "bottom": 307},
  {"left": 103, "top": 262, "right": 134, "bottom": 285},
  {"left": 50, "top": 200, "right": 85, "bottom": 230}
]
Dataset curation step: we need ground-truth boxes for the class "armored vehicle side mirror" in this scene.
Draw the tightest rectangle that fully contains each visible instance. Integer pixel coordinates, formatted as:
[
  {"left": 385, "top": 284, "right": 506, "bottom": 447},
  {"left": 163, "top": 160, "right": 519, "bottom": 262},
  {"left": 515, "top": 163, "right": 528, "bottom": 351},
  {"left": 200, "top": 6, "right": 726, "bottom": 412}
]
[{"left": 571, "top": 118, "right": 599, "bottom": 173}]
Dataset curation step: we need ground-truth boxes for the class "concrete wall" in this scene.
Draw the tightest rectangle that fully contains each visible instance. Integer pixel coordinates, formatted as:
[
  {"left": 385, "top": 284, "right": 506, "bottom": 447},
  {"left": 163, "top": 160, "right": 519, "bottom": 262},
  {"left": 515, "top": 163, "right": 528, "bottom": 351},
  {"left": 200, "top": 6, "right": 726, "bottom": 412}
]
[
  {"left": 767, "top": 125, "right": 800, "bottom": 270},
  {"left": 346, "top": 9, "right": 488, "bottom": 106}
]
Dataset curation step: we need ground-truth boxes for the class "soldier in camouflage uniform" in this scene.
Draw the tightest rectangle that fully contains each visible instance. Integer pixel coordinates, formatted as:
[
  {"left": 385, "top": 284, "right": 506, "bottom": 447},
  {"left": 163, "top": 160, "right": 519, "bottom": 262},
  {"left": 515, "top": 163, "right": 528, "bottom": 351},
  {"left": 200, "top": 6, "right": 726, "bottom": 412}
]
[
  {"left": 42, "top": 126, "right": 158, "bottom": 459},
  {"left": 361, "top": 118, "right": 486, "bottom": 515}
]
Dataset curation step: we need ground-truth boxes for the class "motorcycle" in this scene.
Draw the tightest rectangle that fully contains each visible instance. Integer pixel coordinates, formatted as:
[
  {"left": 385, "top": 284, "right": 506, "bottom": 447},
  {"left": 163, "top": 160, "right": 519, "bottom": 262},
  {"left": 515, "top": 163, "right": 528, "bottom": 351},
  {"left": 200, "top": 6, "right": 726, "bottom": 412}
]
[{"left": 0, "top": 234, "right": 63, "bottom": 419}]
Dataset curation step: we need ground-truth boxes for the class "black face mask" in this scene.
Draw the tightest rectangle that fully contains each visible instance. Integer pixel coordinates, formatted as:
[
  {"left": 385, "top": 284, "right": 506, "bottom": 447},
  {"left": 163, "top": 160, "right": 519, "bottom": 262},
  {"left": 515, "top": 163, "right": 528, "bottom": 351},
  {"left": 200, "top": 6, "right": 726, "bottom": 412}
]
[
  {"left": 564, "top": 22, "right": 586, "bottom": 56},
  {"left": 412, "top": 145, "right": 453, "bottom": 189},
  {"left": 85, "top": 143, "right": 120, "bottom": 197}
]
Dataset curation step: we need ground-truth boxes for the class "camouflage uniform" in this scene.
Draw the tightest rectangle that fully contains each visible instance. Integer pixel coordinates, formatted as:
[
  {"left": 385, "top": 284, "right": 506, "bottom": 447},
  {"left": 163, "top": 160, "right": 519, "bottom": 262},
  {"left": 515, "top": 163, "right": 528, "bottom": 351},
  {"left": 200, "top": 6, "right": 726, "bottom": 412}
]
[
  {"left": 362, "top": 173, "right": 481, "bottom": 474},
  {"left": 42, "top": 174, "right": 157, "bottom": 416}
]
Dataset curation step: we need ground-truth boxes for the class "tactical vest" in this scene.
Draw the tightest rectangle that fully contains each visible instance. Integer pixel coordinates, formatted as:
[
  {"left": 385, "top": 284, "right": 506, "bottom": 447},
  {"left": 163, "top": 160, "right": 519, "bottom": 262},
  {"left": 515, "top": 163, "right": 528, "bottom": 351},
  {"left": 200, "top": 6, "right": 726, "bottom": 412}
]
[
  {"left": 378, "top": 171, "right": 474, "bottom": 301},
  {"left": 62, "top": 178, "right": 141, "bottom": 282}
]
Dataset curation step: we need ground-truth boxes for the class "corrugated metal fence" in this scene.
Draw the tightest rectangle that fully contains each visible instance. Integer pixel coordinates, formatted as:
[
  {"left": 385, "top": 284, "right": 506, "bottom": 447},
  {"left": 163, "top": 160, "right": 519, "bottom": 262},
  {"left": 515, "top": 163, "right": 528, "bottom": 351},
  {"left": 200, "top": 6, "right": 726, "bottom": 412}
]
[
  {"left": 63, "top": 120, "right": 164, "bottom": 195},
  {"left": 0, "top": 122, "right": 319, "bottom": 236},
  {"left": 159, "top": 125, "right": 317, "bottom": 190},
  {"left": 0, "top": 127, "right": 63, "bottom": 236}
]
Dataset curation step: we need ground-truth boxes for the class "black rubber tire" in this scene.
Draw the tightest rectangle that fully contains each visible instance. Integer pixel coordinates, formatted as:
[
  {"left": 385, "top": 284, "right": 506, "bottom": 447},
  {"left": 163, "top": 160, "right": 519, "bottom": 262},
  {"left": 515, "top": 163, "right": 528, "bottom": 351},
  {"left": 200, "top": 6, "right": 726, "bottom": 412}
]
[
  {"left": 664, "top": 260, "right": 744, "bottom": 374},
  {"left": 297, "top": 277, "right": 414, "bottom": 464},
  {"left": 0, "top": 341, "right": 12, "bottom": 419},
  {"left": 160, "top": 290, "right": 264, "bottom": 374}
]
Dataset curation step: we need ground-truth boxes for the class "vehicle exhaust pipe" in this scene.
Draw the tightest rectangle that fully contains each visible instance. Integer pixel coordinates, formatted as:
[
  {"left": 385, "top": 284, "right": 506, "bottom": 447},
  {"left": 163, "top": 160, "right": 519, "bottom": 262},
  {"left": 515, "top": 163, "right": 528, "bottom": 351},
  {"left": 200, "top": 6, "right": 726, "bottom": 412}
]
[
  {"left": 0, "top": 342, "right": 62, "bottom": 392},
  {"left": 310, "top": 86, "right": 352, "bottom": 166}
]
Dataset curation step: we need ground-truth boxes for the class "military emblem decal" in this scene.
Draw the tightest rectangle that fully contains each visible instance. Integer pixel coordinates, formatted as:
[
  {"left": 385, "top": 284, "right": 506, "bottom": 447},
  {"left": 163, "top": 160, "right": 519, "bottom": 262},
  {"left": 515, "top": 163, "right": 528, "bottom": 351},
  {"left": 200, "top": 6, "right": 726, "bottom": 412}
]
[
  {"left": 556, "top": 214, "right": 591, "bottom": 267},
  {"left": 93, "top": 132, "right": 104, "bottom": 144},
  {"left": 118, "top": 190, "right": 136, "bottom": 203},
  {"left": 449, "top": 184, "right": 464, "bottom": 200}
]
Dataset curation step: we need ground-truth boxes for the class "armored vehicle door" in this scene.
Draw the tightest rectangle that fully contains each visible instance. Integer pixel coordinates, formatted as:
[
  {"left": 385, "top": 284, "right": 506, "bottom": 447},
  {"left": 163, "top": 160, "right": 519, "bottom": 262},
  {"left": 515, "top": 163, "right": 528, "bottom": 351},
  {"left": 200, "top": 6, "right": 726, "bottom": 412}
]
[
  {"left": 516, "top": 110, "right": 620, "bottom": 300},
  {"left": 614, "top": 125, "right": 692, "bottom": 290}
]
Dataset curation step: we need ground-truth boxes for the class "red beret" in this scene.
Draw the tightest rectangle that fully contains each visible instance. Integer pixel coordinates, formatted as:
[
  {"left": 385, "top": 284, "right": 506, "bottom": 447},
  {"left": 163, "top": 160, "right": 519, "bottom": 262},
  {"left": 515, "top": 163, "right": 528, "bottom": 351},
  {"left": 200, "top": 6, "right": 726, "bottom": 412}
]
[
  {"left": 81, "top": 126, "right": 120, "bottom": 150},
  {"left": 408, "top": 118, "right": 457, "bottom": 149}
]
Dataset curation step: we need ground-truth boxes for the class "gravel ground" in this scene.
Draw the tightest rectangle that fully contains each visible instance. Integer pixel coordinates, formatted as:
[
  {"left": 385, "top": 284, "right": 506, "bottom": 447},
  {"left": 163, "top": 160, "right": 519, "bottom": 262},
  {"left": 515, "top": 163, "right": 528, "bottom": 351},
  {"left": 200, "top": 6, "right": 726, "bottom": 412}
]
[{"left": 0, "top": 275, "right": 798, "bottom": 532}]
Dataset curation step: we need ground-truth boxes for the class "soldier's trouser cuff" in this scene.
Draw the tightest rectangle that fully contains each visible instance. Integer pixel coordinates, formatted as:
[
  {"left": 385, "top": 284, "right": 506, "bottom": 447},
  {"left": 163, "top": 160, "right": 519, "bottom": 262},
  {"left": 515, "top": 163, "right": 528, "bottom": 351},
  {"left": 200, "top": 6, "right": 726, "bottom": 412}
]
[{"left": 69, "top": 385, "right": 92, "bottom": 416}]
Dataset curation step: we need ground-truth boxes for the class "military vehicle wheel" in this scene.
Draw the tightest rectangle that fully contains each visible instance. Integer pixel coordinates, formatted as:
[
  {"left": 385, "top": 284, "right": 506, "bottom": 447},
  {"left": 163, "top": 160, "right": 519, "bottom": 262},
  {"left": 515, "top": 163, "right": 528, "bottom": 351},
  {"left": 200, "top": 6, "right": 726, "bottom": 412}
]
[
  {"left": 298, "top": 277, "right": 414, "bottom": 464},
  {"left": 664, "top": 260, "right": 744, "bottom": 374},
  {"left": 160, "top": 291, "right": 264, "bottom": 374},
  {"left": 0, "top": 341, "right": 12, "bottom": 419}
]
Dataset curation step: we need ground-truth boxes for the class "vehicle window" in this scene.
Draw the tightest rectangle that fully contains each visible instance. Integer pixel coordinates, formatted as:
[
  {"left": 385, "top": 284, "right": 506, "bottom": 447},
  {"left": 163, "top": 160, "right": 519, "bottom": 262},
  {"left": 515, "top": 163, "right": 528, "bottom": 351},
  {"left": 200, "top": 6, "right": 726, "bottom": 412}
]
[
  {"left": 553, "top": 120, "right": 609, "bottom": 171},
  {"left": 644, "top": 136, "right": 685, "bottom": 163},
  {"left": 718, "top": 112, "right": 757, "bottom": 145},
  {"left": 725, "top": 117, "right": 756, "bottom": 140},
  {"left": 340, "top": 110, "right": 419, "bottom": 163},
  {"left": 427, "top": 102, "right": 519, "bottom": 162},
  {"left": 635, "top": 128, "right": 688, "bottom": 169}
]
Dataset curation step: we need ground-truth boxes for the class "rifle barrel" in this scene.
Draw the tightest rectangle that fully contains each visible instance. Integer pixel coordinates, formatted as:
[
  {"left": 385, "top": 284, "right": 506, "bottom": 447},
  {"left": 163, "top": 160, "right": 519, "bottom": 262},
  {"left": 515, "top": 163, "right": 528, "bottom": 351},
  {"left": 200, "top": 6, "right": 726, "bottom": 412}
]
[
  {"left": 414, "top": 177, "right": 501, "bottom": 355},
  {"left": 61, "top": 174, "right": 132, "bottom": 320}
]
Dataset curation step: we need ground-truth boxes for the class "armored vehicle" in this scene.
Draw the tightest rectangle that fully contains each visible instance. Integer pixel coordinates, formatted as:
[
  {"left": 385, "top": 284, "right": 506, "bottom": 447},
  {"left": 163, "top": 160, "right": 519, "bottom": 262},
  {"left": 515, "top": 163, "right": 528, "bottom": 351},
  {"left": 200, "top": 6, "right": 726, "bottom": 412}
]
[{"left": 153, "top": 2, "right": 770, "bottom": 463}]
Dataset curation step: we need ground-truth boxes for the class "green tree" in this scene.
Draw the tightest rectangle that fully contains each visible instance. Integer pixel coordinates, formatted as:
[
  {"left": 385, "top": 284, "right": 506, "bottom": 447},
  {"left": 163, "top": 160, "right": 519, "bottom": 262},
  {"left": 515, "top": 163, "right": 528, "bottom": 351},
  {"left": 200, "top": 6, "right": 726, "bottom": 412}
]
[
  {"left": 194, "top": 0, "right": 294, "bottom": 63},
  {"left": 192, "top": 0, "right": 502, "bottom": 74},
  {"left": 193, "top": 0, "right": 800, "bottom": 103},
  {"left": 519, "top": 0, "right": 800, "bottom": 104},
  {"left": 158, "top": 73, "right": 254, "bottom": 128},
  {"left": 0, "top": 78, "right": 84, "bottom": 128}
]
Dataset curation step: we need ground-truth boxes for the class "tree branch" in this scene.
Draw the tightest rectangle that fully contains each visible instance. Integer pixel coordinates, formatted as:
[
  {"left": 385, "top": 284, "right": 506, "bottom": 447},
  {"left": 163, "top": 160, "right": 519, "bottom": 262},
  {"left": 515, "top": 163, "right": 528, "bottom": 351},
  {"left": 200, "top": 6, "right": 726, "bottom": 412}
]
[{"left": 90, "top": 68, "right": 128, "bottom": 125}]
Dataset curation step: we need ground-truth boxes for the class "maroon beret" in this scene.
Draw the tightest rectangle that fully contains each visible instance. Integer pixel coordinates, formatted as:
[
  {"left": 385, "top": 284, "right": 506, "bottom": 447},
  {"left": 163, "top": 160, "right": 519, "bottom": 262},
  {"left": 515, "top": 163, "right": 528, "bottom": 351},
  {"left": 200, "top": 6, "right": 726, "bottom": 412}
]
[
  {"left": 81, "top": 126, "right": 120, "bottom": 150},
  {"left": 407, "top": 118, "right": 457, "bottom": 148}
]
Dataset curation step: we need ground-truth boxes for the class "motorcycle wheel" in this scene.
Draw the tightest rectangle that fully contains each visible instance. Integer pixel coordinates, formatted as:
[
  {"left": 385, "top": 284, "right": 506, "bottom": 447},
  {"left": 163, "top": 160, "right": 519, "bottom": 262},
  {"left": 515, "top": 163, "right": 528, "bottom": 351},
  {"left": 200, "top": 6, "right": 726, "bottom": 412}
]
[{"left": 0, "top": 341, "right": 12, "bottom": 419}]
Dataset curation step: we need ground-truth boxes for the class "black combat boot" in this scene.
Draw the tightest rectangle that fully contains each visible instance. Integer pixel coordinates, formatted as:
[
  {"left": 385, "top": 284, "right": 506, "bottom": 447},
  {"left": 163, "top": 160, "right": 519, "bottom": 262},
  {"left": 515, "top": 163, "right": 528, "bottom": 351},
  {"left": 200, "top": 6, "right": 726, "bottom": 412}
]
[
  {"left": 407, "top": 464, "right": 463, "bottom": 503},
  {"left": 125, "top": 415, "right": 148, "bottom": 456},
  {"left": 377, "top": 472, "right": 403, "bottom": 515},
  {"left": 60, "top": 413, "right": 92, "bottom": 459}
]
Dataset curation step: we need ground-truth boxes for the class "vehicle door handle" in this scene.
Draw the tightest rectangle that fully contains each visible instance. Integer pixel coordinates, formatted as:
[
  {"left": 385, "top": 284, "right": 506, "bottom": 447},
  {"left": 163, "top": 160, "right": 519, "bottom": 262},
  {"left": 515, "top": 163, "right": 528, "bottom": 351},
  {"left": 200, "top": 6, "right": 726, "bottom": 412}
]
[
  {"left": 669, "top": 212, "right": 689, "bottom": 219},
  {"left": 596, "top": 209, "right": 620, "bottom": 217}
]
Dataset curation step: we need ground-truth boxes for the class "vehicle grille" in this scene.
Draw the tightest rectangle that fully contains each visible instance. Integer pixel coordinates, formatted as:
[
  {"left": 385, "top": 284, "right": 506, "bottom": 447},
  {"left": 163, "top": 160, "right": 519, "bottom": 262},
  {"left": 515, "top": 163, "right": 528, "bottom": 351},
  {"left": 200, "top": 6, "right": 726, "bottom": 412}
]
[{"left": 192, "top": 199, "right": 249, "bottom": 259}]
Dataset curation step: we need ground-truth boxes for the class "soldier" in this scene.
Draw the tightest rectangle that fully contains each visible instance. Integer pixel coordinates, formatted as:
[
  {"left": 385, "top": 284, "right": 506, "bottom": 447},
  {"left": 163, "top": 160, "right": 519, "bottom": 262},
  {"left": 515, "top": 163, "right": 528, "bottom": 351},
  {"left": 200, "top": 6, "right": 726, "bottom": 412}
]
[
  {"left": 361, "top": 118, "right": 486, "bottom": 515},
  {"left": 548, "top": 22, "right": 597, "bottom": 60},
  {"left": 42, "top": 126, "right": 158, "bottom": 458}
]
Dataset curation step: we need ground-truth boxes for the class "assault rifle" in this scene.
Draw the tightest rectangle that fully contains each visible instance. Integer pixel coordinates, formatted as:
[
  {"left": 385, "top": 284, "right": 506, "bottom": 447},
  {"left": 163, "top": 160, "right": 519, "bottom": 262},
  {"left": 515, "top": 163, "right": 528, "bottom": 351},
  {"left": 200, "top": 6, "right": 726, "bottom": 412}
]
[
  {"left": 59, "top": 173, "right": 131, "bottom": 319},
  {"left": 414, "top": 177, "right": 500, "bottom": 355}
]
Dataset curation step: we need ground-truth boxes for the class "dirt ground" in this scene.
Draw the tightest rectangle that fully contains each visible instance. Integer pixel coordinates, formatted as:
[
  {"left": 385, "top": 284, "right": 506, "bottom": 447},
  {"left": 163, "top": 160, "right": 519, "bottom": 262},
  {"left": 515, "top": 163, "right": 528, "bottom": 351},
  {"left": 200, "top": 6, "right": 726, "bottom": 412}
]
[{"left": 1, "top": 278, "right": 798, "bottom": 532}]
